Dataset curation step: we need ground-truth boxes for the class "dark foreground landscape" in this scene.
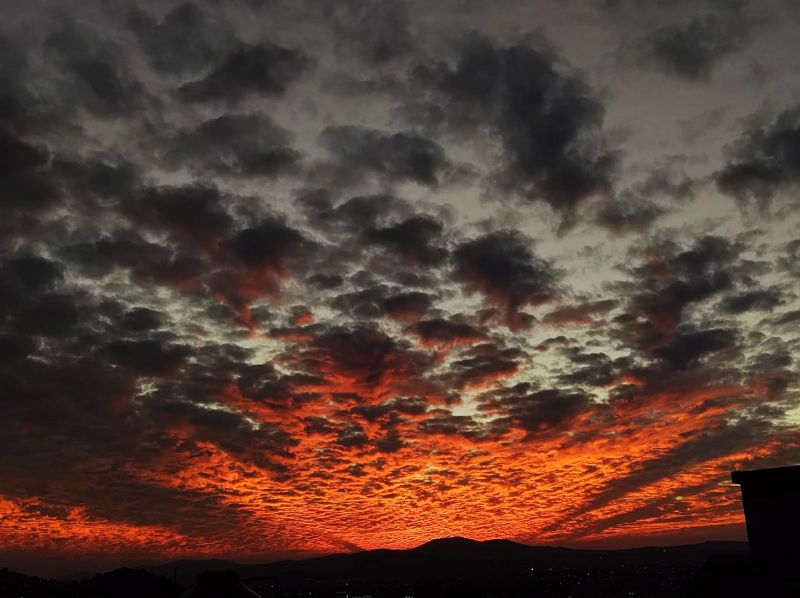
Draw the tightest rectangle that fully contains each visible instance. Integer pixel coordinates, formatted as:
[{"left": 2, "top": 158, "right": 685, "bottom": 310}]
[{"left": 3, "top": 537, "right": 798, "bottom": 598}]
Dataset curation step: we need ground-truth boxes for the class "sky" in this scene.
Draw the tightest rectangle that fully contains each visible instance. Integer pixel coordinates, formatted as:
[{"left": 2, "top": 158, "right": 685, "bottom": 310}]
[{"left": 1, "top": 0, "right": 800, "bottom": 577}]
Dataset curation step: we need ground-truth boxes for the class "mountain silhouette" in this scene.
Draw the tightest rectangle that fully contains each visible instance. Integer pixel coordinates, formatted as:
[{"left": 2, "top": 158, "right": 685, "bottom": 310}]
[
  {"left": 139, "top": 536, "right": 747, "bottom": 584},
  {"left": 0, "top": 566, "right": 182, "bottom": 598},
  {"left": 3, "top": 538, "right": 753, "bottom": 597}
]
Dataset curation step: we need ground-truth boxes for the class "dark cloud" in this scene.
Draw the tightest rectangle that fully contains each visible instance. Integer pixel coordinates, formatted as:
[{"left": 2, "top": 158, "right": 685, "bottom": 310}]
[
  {"left": 621, "top": 235, "right": 739, "bottom": 339},
  {"left": 62, "top": 231, "right": 207, "bottom": 288},
  {"left": 298, "top": 192, "right": 406, "bottom": 233},
  {"left": 133, "top": 184, "right": 234, "bottom": 246},
  {"left": 223, "top": 218, "right": 315, "bottom": 270},
  {"left": 179, "top": 42, "right": 307, "bottom": 101},
  {"left": 375, "top": 426, "right": 405, "bottom": 453},
  {"left": 407, "top": 318, "right": 484, "bottom": 346},
  {"left": 364, "top": 215, "right": 447, "bottom": 266},
  {"left": 0, "top": 334, "right": 36, "bottom": 364},
  {"left": 594, "top": 164, "right": 695, "bottom": 233},
  {"left": 323, "top": 0, "right": 414, "bottom": 63},
  {"left": 719, "top": 288, "right": 782, "bottom": 314},
  {"left": 554, "top": 345, "right": 634, "bottom": 389},
  {"left": 336, "top": 424, "right": 370, "bottom": 448},
  {"left": 0, "top": 35, "right": 38, "bottom": 134},
  {"left": 331, "top": 284, "right": 434, "bottom": 321},
  {"left": 54, "top": 154, "right": 141, "bottom": 203},
  {"left": 445, "top": 342, "right": 523, "bottom": 389},
  {"left": 411, "top": 37, "right": 616, "bottom": 214},
  {"left": 127, "top": 2, "right": 230, "bottom": 73},
  {"left": 380, "top": 291, "right": 433, "bottom": 321},
  {"left": 283, "top": 324, "right": 435, "bottom": 394},
  {"left": 0, "top": 127, "right": 49, "bottom": 177},
  {"left": 330, "top": 284, "right": 393, "bottom": 319},
  {"left": 43, "top": 23, "right": 148, "bottom": 116},
  {"left": 10, "top": 293, "right": 81, "bottom": 338},
  {"left": 103, "top": 339, "right": 191, "bottom": 377},
  {"left": 0, "top": 128, "right": 56, "bottom": 241},
  {"left": 118, "top": 307, "right": 166, "bottom": 333},
  {"left": 774, "top": 309, "right": 800, "bottom": 327},
  {"left": 307, "top": 272, "right": 344, "bottom": 290},
  {"left": 418, "top": 412, "right": 502, "bottom": 441},
  {"left": 541, "top": 299, "right": 617, "bottom": 325},
  {"left": 716, "top": 105, "right": 800, "bottom": 207},
  {"left": 319, "top": 125, "right": 450, "bottom": 186},
  {"left": 654, "top": 327, "right": 738, "bottom": 370},
  {"left": 594, "top": 197, "right": 666, "bottom": 234},
  {"left": 478, "top": 386, "right": 592, "bottom": 439},
  {"left": 166, "top": 113, "right": 301, "bottom": 177},
  {"left": 351, "top": 396, "right": 429, "bottom": 422},
  {"left": 778, "top": 239, "right": 800, "bottom": 277},
  {"left": 150, "top": 398, "right": 296, "bottom": 463},
  {"left": 0, "top": 256, "right": 64, "bottom": 323},
  {"left": 637, "top": 13, "right": 749, "bottom": 80},
  {"left": 452, "top": 230, "right": 558, "bottom": 328}
]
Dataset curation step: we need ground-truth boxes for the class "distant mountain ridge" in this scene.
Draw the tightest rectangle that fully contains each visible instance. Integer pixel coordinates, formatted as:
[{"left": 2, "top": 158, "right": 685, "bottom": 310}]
[
  {"left": 2, "top": 538, "right": 751, "bottom": 597},
  {"left": 138, "top": 536, "right": 748, "bottom": 586}
]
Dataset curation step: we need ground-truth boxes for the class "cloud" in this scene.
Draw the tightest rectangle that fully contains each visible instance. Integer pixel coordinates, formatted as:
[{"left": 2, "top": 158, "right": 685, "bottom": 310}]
[
  {"left": 716, "top": 105, "right": 800, "bottom": 207},
  {"left": 445, "top": 342, "right": 523, "bottom": 389},
  {"left": 323, "top": 0, "right": 415, "bottom": 63},
  {"left": 636, "top": 13, "right": 750, "bottom": 80},
  {"left": 364, "top": 215, "right": 448, "bottom": 266},
  {"left": 10, "top": 293, "right": 81, "bottom": 338},
  {"left": 319, "top": 125, "right": 450, "bottom": 186},
  {"left": 594, "top": 197, "right": 666, "bottom": 234},
  {"left": 0, "top": 127, "right": 49, "bottom": 176},
  {"left": 380, "top": 291, "right": 434, "bottom": 321},
  {"left": 223, "top": 218, "right": 315, "bottom": 271},
  {"left": 478, "top": 386, "right": 592, "bottom": 439},
  {"left": 653, "top": 327, "right": 738, "bottom": 370},
  {"left": 165, "top": 113, "right": 302, "bottom": 178},
  {"left": 127, "top": 2, "right": 230, "bottom": 74},
  {"left": 43, "top": 22, "right": 149, "bottom": 116},
  {"left": 541, "top": 299, "right": 617, "bottom": 326},
  {"left": 1, "top": 0, "right": 799, "bottom": 568},
  {"left": 0, "top": 128, "right": 57, "bottom": 243},
  {"left": 117, "top": 307, "right": 166, "bottom": 333},
  {"left": 594, "top": 163, "right": 696, "bottom": 233},
  {"left": 281, "top": 324, "right": 438, "bottom": 399},
  {"left": 619, "top": 235, "right": 739, "bottom": 342},
  {"left": 407, "top": 318, "right": 485, "bottom": 346},
  {"left": 132, "top": 184, "right": 234, "bottom": 246},
  {"left": 298, "top": 191, "right": 407, "bottom": 233},
  {"left": 452, "top": 230, "right": 558, "bottom": 328},
  {"left": 410, "top": 36, "right": 616, "bottom": 215},
  {"left": 179, "top": 42, "right": 307, "bottom": 101},
  {"left": 418, "top": 412, "right": 502, "bottom": 441},
  {"left": 103, "top": 339, "right": 192, "bottom": 377},
  {"left": 719, "top": 288, "right": 782, "bottom": 314}
]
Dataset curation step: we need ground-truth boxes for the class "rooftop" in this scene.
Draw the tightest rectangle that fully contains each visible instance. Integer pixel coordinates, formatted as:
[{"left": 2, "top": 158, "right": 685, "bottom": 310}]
[{"left": 731, "top": 465, "right": 800, "bottom": 486}]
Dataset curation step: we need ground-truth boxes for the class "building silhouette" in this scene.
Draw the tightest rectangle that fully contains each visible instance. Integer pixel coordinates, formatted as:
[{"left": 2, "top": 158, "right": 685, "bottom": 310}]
[{"left": 731, "top": 464, "right": 800, "bottom": 557}]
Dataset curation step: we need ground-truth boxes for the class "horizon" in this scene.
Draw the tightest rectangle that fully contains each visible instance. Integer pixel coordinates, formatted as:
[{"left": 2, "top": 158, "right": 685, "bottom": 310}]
[
  {"left": 1, "top": 0, "right": 800, "bottom": 583},
  {"left": 2, "top": 532, "right": 752, "bottom": 579}
]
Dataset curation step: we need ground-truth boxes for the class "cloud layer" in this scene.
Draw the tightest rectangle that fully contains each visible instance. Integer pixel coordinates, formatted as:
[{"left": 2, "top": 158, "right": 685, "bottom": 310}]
[{"left": 0, "top": 0, "right": 799, "bottom": 575}]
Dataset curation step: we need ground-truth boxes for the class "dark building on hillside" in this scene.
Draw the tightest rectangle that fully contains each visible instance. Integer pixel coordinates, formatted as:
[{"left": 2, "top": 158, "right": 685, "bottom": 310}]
[
  {"left": 179, "top": 571, "right": 261, "bottom": 598},
  {"left": 731, "top": 465, "right": 800, "bottom": 557}
]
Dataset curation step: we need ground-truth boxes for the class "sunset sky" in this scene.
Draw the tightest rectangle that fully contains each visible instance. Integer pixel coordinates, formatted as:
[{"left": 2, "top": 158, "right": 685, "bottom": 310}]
[{"left": 1, "top": 0, "right": 800, "bottom": 577}]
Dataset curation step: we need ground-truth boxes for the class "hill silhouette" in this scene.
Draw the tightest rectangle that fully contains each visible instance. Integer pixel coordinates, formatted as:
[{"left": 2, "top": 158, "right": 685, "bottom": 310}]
[
  {"left": 134, "top": 536, "right": 749, "bottom": 585},
  {"left": 0, "top": 566, "right": 182, "bottom": 598},
  {"left": 2, "top": 537, "right": 753, "bottom": 597}
]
